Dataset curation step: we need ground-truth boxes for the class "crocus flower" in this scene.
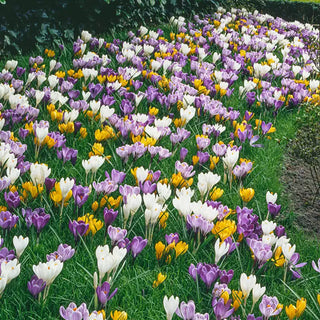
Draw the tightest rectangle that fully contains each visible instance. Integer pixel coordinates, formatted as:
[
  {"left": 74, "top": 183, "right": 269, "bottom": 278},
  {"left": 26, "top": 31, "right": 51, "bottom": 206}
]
[
  {"left": 72, "top": 185, "right": 90, "bottom": 208},
  {"left": 13, "top": 235, "right": 29, "bottom": 259},
  {"left": 108, "top": 225, "right": 127, "bottom": 245},
  {"left": 4, "top": 191, "right": 20, "bottom": 209},
  {"left": 212, "top": 297, "right": 234, "bottom": 320},
  {"left": 96, "top": 281, "right": 118, "bottom": 307},
  {"left": 27, "top": 275, "right": 46, "bottom": 298},
  {"left": 103, "top": 208, "right": 118, "bottom": 227},
  {"left": 312, "top": 258, "right": 320, "bottom": 273},
  {"left": 47, "top": 244, "right": 75, "bottom": 262},
  {"left": 259, "top": 295, "right": 282, "bottom": 319},
  {"left": 176, "top": 300, "right": 196, "bottom": 319},
  {"left": 0, "top": 211, "right": 19, "bottom": 230},
  {"left": 130, "top": 236, "right": 148, "bottom": 258},
  {"left": 68, "top": 220, "right": 89, "bottom": 242},
  {"left": 164, "top": 295, "right": 179, "bottom": 320},
  {"left": 31, "top": 210, "right": 51, "bottom": 233},
  {"left": 60, "top": 302, "right": 90, "bottom": 320}
]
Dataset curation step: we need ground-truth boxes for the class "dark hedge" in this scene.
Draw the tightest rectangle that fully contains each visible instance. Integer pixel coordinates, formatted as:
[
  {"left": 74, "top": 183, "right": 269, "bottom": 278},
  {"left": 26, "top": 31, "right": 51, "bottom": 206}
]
[{"left": 0, "top": 0, "right": 319, "bottom": 57}]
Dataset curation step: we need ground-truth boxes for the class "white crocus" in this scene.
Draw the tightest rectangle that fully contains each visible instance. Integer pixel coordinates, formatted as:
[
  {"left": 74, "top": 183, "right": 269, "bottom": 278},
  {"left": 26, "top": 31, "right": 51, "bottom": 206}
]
[
  {"left": 30, "top": 163, "right": 51, "bottom": 185},
  {"left": 59, "top": 178, "right": 74, "bottom": 200},
  {"left": 123, "top": 194, "right": 142, "bottom": 222},
  {"left": 163, "top": 295, "right": 180, "bottom": 320},
  {"left": 223, "top": 147, "right": 239, "bottom": 171},
  {"left": 33, "top": 259, "right": 63, "bottom": 286},
  {"left": 143, "top": 193, "right": 159, "bottom": 210},
  {"left": 282, "top": 243, "right": 296, "bottom": 262},
  {"left": 100, "top": 105, "right": 115, "bottom": 123},
  {"left": 6, "top": 167, "right": 20, "bottom": 185},
  {"left": 81, "top": 30, "right": 92, "bottom": 43},
  {"left": 266, "top": 191, "right": 277, "bottom": 204},
  {"left": 261, "top": 220, "right": 277, "bottom": 235},
  {"left": 34, "top": 126, "right": 48, "bottom": 145},
  {"left": 240, "top": 273, "right": 256, "bottom": 299},
  {"left": 180, "top": 105, "right": 196, "bottom": 124},
  {"left": 5, "top": 60, "right": 18, "bottom": 71},
  {"left": 0, "top": 275, "right": 7, "bottom": 297},
  {"left": 252, "top": 283, "right": 266, "bottom": 306},
  {"left": 157, "top": 183, "right": 171, "bottom": 204},
  {"left": 1, "top": 259, "right": 20, "bottom": 284},
  {"left": 136, "top": 167, "right": 149, "bottom": 184},
  {"left": 89, "top": 155, "right": 105, "bottom": 174},
  {"left": 214, "top": 238, "right": 229, "bottom": 264},
  {"left": 13, "top": 236, "right": 29, "bottom": 259}
]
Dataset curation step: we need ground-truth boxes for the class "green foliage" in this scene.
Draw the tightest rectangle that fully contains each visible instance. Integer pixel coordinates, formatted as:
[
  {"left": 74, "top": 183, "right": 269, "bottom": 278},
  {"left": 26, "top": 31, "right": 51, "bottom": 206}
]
[{"left": 0, "top": 0, "right": 220, "bottom": 57}]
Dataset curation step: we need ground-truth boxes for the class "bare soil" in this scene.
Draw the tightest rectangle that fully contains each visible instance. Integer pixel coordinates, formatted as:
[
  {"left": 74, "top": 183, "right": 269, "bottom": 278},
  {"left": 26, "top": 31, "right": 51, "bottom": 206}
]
[{"left": 282, "top": 153, "right": 320, "bottom": 235}]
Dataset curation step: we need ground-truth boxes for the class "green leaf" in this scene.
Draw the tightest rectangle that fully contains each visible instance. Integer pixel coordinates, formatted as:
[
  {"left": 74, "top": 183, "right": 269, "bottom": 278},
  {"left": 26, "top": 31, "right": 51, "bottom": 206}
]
[{"left": 0, "top": 0, "right": 6, "bottom": 4}]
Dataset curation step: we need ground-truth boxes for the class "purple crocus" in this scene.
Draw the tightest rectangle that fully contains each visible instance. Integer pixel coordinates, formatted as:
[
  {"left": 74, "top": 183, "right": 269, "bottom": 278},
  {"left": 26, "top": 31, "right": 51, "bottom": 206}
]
[
  {"left": 45, "top": 178, "right": 56, "bottom": 193},
  {"left": 4, "top": 191, "right": 20, "bottom": 209},
  {"left": 176, "top": 300, "right": 196, "bottom": 320},
  {"left": 289, "top": 253, "right": 306, "bottom": 279},
  {"left": 72, "top": 185, "right": 90, "bottom": 208},
  {"left": 212, "top": 297, "right": 234, "bottom": 320},
  {"left": 31, "top": 210, "right": 51, "bottom": 233},
  {"left": 259, "top": 295, "right": 282, "bottom": 319},
  {"left": 312, "top": 258, "right": 320, "bottom": 273},
  {"left": 267, "top": 203, "right": 281, "bottom": 217},
  {"left": 0, "top": 211, "right": 19, "bottom": 230},
  {"left": 189, "top": 262, "right": 220, "bottom": 288},
  {"left": 96, "top": 281, "right": 118, "bottom": 307},
  {"left": 103, "top": 208, "right": 118, "bottom": 227},
  {"left": 27, "top": 275, "right": 46, "bottom": 298},
  {"left": 107, "top": 225, "right": 127, "bottom": 245},
  {"left": 57, "top": 146, "right": 78, "bottom": 165},
  {"left": 46, "top": 244, "right": 75, "bottom": 262},
  {"left": 130, "top": 236, "right": 148, "bottom": 258},
  {"left": 247, "top": 238, "right": 272, "bottom": 268},
  {"left": 165, "top": 233, "right": 179, "bottom": 245},
  {"left": 59, "top": 302, "right": 90, "bottom": 320},
  {"left": 68, "top": 220, "right": 89, "bottom": 242}
]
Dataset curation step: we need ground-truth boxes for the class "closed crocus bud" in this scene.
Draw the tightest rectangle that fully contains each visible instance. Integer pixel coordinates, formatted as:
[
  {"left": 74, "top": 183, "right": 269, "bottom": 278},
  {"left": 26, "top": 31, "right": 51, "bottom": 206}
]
[
  {"left": 13, "top": 235, "right": 29, "bottom": 259},
  {"left": 266, "top": 191, "right": 277, "bottom": 204},
  {"left": 59, "top": 177, "right": 74, "bottom": 199},
  {"left": 96, "top": 281, "right": 118, "bottom": 307},
  {"left": 214, "top": 238, "right": 230, "bottom": 264},
  {"left": 163, "top": 295, "right": 180, "bottom": 320},
  {"left": 130, "top": 236, "right": 148, "bottom": 258},
  {"left": 103, "top": 208, "right": 118, "bottom": 227},
  {"left": 27, "top": 275, "right": 46, "bottom": 298},
  {"left": 282, "top": 243, "right": 296, "bottom": 262},
  {"left": 252, "top": 283, "right": 266, "bottom": 306},
  {"left": 240, "top": 273, "right": 256, "bottom": 299},
  {"left": 0, "top": 274, "right": 7, "bottom": 297}
]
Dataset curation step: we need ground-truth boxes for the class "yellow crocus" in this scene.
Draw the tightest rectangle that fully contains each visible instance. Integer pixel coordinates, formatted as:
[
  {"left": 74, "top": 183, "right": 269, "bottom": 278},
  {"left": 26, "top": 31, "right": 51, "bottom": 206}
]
[
  {"left": 285, "top": 304, "right": 296, "bottom": 320},
  {"left": 212, "top": 219, "right": 236, "bottom": 241},
  {"left": 232, "top": 290, "right": 243, "bottom": 311},
  {"left": 155, "top": 241, "right": 166, "bottom": 260},
  {"left": 152, "top": 272, "right": 166, "bottom": 288},
  {"left": 171, "top": 172, "right": 193, "bottom": 188},
  {"left": 159, "top": 211, "right": 169, "bottom": 229},
  {"left": 273, "top": 247, "right": 285, "bottom": 267},
  {"left": 78, "top": 214, "right": 104, "bottom": 236},
  {"left": 174, "top": 241, "right": 188, "bottom": 257},
  {"left": 110, "top": 310, "right": 128, "bottom": 320},
  {"left": 210, "top": 187, "right": 224, "bottom": 201},
  {"left": 240, "top": 188, "right": 255, "bottom": 203},
  {"left": 296, "top": 297, "right": 306, "bottom": 317}
]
